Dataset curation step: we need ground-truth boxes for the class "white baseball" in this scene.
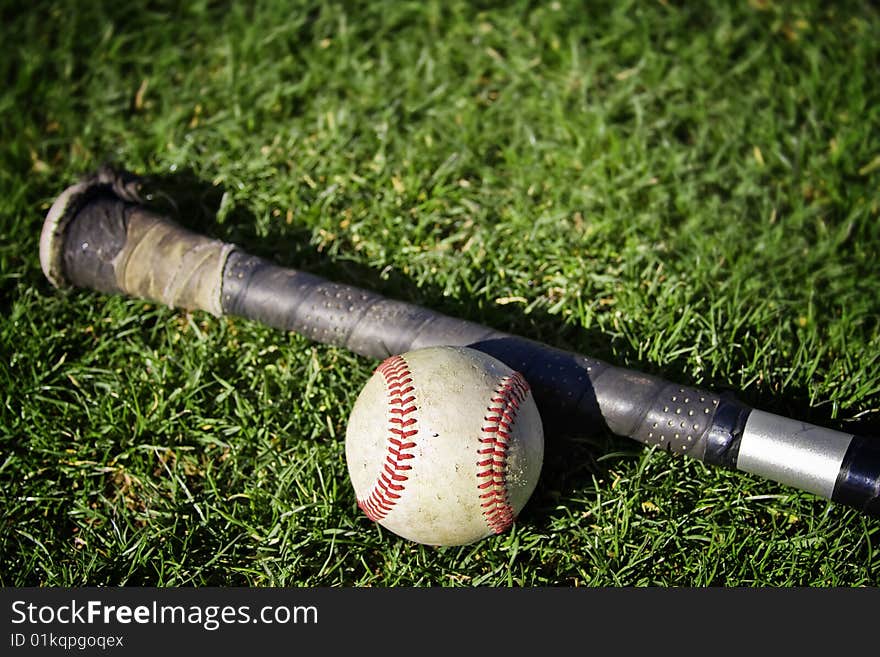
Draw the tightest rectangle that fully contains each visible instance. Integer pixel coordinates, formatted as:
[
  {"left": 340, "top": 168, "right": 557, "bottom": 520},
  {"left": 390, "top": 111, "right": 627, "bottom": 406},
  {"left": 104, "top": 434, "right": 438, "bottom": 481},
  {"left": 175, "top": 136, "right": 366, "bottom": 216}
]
[{"left": 345, "top": 345, "right": 544, "bottom": 546}]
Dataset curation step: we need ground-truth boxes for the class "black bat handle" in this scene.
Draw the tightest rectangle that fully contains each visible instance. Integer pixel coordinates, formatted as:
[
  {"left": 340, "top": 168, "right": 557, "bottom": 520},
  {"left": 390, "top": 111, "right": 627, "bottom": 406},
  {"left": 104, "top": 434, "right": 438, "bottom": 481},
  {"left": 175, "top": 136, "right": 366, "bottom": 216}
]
[{"left": 41, "top": 169, "right": 880, "bottom": 517}]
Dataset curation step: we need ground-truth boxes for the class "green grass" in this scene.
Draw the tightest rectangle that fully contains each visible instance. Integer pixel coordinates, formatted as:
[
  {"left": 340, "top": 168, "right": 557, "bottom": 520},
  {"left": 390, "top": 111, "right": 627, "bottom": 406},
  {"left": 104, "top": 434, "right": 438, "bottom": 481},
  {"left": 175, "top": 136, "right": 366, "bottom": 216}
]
[{"left": 2, "top": 0, "right": 879, "bottom": 586}]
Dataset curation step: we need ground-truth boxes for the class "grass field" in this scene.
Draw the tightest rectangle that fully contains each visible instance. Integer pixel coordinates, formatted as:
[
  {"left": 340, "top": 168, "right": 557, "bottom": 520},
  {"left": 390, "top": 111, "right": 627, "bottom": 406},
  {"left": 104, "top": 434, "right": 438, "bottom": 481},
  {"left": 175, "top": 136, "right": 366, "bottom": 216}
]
[{"left": 2, "top": 0, "right": 879, "bottom": 586}]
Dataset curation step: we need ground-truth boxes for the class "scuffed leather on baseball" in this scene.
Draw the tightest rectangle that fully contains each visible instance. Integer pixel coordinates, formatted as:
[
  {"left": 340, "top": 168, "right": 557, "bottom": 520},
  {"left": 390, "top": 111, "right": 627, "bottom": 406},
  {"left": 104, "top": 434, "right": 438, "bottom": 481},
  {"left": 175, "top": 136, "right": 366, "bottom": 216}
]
[{"left": 345, "top": 346, "right": 544, "bottom": 546}]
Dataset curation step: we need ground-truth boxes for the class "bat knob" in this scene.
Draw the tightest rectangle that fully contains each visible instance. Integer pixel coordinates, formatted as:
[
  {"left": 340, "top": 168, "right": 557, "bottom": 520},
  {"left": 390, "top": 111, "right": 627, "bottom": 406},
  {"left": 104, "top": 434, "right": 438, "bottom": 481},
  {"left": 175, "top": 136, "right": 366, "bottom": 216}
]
[{"left": 40, "top": 167, "right": 145, "bottom": 288}]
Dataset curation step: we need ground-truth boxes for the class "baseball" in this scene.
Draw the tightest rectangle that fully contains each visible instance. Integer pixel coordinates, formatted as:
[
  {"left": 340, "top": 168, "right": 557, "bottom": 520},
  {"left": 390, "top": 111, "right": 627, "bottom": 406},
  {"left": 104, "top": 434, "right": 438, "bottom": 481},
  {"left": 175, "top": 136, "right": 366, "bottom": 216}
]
[{"left": 345, "top": 345, "right": 544, "bottom": 546}]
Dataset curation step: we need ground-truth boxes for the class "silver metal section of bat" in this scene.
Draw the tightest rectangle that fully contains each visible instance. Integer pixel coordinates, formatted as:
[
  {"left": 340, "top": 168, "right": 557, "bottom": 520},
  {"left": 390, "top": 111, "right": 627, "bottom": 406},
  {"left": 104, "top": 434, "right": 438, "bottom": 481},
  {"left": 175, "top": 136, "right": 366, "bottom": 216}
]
[{"left": 736, "top": 409, "right": 854, "bottom": 498}]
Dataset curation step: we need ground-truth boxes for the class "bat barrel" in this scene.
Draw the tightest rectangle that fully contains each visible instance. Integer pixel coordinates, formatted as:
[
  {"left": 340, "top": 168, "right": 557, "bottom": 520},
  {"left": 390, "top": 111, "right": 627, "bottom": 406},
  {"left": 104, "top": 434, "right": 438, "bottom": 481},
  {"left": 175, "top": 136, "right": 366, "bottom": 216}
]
[{"left": 41, "top": 168, "right": 880, "bottom": 518}]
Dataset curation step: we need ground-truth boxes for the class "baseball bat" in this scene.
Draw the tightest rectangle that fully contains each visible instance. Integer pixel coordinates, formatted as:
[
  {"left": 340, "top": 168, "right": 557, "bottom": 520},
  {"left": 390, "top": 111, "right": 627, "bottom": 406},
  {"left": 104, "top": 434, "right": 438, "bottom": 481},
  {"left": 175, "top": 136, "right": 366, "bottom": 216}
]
[{"left": 40, "top": 167, "right": 880, "bottom": 518}]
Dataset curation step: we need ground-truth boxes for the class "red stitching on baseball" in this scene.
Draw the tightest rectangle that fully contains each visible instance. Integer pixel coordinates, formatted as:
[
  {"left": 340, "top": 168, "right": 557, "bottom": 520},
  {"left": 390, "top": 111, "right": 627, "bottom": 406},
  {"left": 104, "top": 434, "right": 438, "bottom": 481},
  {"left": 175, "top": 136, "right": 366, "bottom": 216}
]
[
  {"left": 357, "top": 355, "right": 419, "bottom": 522},
  {"left": 477, "top": 372, "right": 530, "bottom": 534}
]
